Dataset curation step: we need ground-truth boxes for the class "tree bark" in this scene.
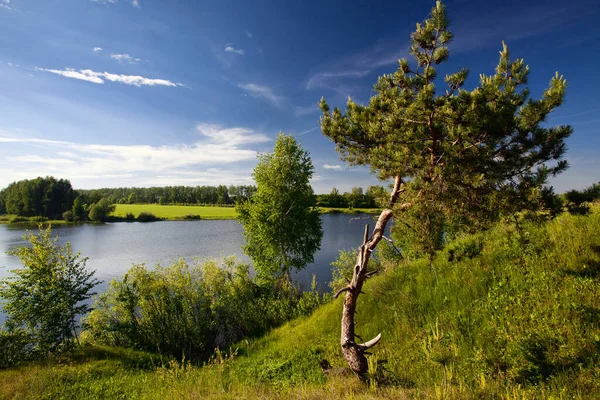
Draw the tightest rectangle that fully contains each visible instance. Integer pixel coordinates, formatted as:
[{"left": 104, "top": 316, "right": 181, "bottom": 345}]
[{"left": 336, "top": 176, "right": 406, "bottom": 377}]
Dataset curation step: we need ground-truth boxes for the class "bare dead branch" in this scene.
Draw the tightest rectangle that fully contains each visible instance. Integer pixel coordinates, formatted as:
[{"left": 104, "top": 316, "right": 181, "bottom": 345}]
[
  {"left": 335, "top": 286, "right": 352, "bottom": 299},
  {"left": 365, "top": 270, "right": 379, "bottom": 278},
  {"left": 358, "top": 333, "right": 382, "bottom": 351}
]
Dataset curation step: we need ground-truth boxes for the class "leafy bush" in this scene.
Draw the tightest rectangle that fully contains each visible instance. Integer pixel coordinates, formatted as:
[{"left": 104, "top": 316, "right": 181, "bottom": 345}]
[
  {"left": 9, "top": 215, "right": 29, "bottom": 223},
  {"left": 88, "top": 198, "right": 115, "bottom": 222},
  {"left": 83, "top": 258, "right": 329, "bottom": 362},
  {"left": 62, "top": 210, "right": 74, "bottom": 222},
  {"left": 136, "top": 212, "right": 157, "bottom": 222},
  {"left": 0, "top": 330, "right": 38, "bottom": 368},
  {"left": 125, "top": 212, "right": 135, "bottom": 221},
  {"left": 0, "top": 225, "right": 100, "bottom": 360},
  {"left": 183, "top": 214, "right": 202, "bottom": 220}
]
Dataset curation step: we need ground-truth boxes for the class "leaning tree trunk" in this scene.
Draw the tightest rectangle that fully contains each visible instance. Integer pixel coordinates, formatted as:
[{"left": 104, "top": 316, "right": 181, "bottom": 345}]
[{"left": 335, "top": 176, "right": 406, "bottom": 378}]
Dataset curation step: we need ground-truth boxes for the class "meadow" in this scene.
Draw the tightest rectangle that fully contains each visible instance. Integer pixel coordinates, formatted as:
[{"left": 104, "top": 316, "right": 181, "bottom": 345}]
[
  {"left": 111, "top": 204, "right": 381, "bottom": 221},
  {"left": 112, "top": 204, "right": 238, "bottom": 220}
]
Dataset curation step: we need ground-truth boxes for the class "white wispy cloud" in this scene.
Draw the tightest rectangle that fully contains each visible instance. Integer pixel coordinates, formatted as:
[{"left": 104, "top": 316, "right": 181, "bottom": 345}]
[
  {"left": 36, "top": 67, "right": 185, "bottom": 87},
  {"left": 0, "top": 124, "right": 270, "bottom": 187},
  {"left": 294, "top": 127, "right": 319, "bottom": 137},
  {"left": 245, "top": 30, "right": 253, "bottom": 38},
  {"left": 238, "top": 83, "right": 283, "bottom": 107},
  {"left": 323, "top": 164, "right": 344, "bottom": 171},
  {"left": 0, "top": 0, "right": 13, "bottom": 11},
  {"left": 93, "top": 47, "right": 103, "bottom": 53},
  {"left": 111, "top": 53, "right": 142, "bottom": 63},
  {"left": 90, "top": 0, "right": 139, "bottom": 7},
  {"left": 196, "top": 123, "right": 270, "bottom": 146},
  {"left": 90, "top": 0, "right": 118, "bottom": 4},
  {"left": 225, "top": 46, "right": 245, "bottom": 55}
]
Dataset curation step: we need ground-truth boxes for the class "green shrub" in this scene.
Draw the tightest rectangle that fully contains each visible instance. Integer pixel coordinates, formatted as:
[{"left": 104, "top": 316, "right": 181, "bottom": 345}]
[
  {"left": 0, "top": 225, "right": 99, "bottom": 358},
  {"left": 0, "top": 330, "right": 38, "bottom": 368},
  {"left": 84, "top": 258, "right": 328, "bottom": 362},
  {"left": 125, "top": 212, "right": 135, "bottom": 221},
  {"left": 62, "top": 210, "right": 74, "bottom": 222},
  {"left": 136, "top": 212, "right": 157, "bottom": 222},
  {"left": 9, "top": 215, "right": 28, "bottom": 223},
  {"left": 183, "top": 214, "right": 202, "bottom": 220},
  {"left": 88, "top": 198, "right": 115, "bottom": 222}
]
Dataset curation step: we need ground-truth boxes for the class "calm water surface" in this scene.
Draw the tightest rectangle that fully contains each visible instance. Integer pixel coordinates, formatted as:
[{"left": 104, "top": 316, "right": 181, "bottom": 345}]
[{"left": 0, "top": 214, "right": 381, "bottom": 323}]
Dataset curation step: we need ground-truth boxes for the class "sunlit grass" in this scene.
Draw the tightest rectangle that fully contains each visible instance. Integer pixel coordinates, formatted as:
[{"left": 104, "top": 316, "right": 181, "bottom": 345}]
[{"left": 112, "top": 204, "right": 238, "bottom": 220}]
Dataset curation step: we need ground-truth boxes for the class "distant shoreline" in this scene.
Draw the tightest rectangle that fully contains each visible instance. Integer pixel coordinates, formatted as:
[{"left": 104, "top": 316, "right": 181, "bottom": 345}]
[{"left": 0, "top": 205, "right": 382, "bottom": 225}]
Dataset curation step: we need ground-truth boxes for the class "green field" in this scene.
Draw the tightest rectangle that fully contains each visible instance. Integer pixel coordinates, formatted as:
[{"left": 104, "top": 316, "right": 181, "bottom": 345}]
[
  {"left": 111, "top": 204, "right": 381, "bottom": 221},
  {"left": 112, "top": 204, "right": 238, "bottom": 220}
]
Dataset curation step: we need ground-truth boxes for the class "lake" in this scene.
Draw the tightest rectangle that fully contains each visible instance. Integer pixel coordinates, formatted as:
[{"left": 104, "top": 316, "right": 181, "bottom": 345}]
[{"left": 0, "top": 214, "right": 381, "bottom": 323}]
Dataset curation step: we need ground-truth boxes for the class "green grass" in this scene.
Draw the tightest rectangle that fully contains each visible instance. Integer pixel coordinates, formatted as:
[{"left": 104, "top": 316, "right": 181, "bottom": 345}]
[
  {"left": 0, "top": 214, "right": 71, "bottom": 225},
  {"left": 318, "top": 207, "right": 382, "bottom": 215},
  {"left": 112, "top": 204, "right": 238, "bottom": 220},
  {"left": 2, "top": 204, "right": 600, "bottom": 398},
  {"left": 0, "top": 205, "right": 377, "bottom": 224}
]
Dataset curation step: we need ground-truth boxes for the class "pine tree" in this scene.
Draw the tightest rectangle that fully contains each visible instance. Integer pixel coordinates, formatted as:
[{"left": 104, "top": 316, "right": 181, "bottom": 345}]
[{"left": 319, "top": 1, "right": 572, "bottom": 377}]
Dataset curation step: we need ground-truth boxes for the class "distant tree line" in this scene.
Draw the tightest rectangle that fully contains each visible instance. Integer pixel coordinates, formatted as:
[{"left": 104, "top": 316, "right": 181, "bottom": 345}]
[
  {"left": 0, "top": 177, "right": 75, "bottom": 219},
  {"left": 77, "top": 185, "right": 257, "bottom": 206},
  {"left": 315, "top": 186, "right": 387, "bottom": 209}
]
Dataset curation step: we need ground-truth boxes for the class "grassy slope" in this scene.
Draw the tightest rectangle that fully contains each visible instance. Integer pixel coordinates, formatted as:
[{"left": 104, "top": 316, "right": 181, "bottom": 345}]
[{"left": 2, "top": 205, "right": 600, "bottom": 399}]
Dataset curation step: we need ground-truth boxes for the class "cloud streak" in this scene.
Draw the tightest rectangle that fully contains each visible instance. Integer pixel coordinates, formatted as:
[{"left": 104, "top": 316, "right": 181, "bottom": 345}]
[
  {"left": 323, "top": 164, "right": 344, "bottom": 171},
  {"left": 111, "top": 53, "right": 142, "bottom": 63},
  {"left": 238, "top": 83, "right": 283, "bottom": 106},
  {"left": 225, "top": 46, "right": 245, "bottom": 55},
  {"left": 90, "top": 0, "right": 139, "bottom": 7},
  {"left": 0, "top": 124, "right": 270, "bottom": 187},
  {"left": 37, "top": 67, "right": 185, "bottom": 87}
]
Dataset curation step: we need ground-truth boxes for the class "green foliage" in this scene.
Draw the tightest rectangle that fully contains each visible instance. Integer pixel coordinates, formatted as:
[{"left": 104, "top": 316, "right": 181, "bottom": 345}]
[
  {"left": 78, "top": 184, "right": 256, "bottom": 206},
  {"left": 0, "top": 176, "right": 76, "bottom": 219},
  {"left": 62, "top": 210, "right": 74, "bottom": 222},
  {"left": 0, "top": 225, "right": 100, "bottom": 358},
  {"left": 88, "top": 198, "right": 115, "bottom": 222},
  {"left": 72, "top": 196, "right": 86, "bottom": 221},
  {"left": 136, "top": 212, "right": 158, "bottom": 222},
  {"left": 329, "top": 248, "right": 383, "bottom": 292},
  {"left": 320, "top": 0, "right": 572, "bottom": 255},
  {"left": 125, "top": 212, "right": 136, "bottom": 221},
  {"left": 237, "top": 133, "right": 323, "bottom": 282},
  {"left": 0, "top": 330, "right": 38, "bottom": 368},
  {"left": 563, "top": 182, "right": 600, "bottom": 215},
  {"left": 84, "top": 258, "right": 328, "bottom": 362}
]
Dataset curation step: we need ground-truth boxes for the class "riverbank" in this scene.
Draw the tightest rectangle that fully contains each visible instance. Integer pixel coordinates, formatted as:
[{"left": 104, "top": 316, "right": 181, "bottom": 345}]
[{"left": 0, "top": 205, "right": 382, "bottom": 225}]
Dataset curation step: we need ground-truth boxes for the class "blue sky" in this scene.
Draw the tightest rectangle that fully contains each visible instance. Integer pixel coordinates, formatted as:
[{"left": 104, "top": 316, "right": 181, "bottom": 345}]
[{"left": 0, "top": 0, "right": 598, "bottom": 193}]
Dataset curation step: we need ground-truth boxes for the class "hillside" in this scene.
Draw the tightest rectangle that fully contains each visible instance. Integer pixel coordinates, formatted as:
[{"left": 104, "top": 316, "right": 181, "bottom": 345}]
[{"left": 1, "top": 204, "right": 599, "bottom": 399}]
